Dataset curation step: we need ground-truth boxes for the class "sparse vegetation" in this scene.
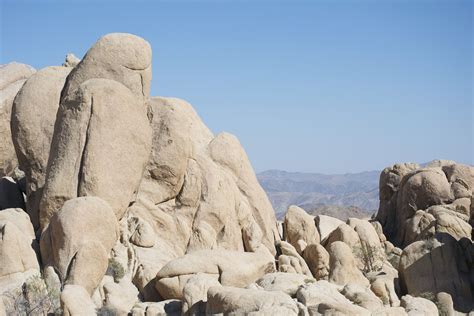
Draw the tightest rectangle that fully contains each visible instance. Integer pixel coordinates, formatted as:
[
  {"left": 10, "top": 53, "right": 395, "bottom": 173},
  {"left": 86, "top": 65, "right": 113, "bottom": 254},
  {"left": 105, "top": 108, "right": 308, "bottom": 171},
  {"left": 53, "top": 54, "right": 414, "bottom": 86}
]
[
  {"left": 107, "top": 258, "right": 125, "bottom": 283},
  {"left": 354, "top": 241, "right": 385, "bottom": 274},
  {"left": 419, "top": 292, "right": 445, "bottom": 313},
  {"left": 3, "top": 274, "right": 61, "bottom": 316}
]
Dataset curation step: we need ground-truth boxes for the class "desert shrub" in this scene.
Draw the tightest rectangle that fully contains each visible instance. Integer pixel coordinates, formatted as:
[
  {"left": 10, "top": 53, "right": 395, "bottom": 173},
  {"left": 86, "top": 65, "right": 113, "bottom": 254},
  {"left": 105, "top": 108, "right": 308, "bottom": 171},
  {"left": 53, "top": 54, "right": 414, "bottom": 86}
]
[
  {"left": 354, "top": 241, "right": 385, "bottom": 274},
  {"left": 107, "top": 258, "right": 125, "bottom": 282},
  {"left": 419, "top": 292, "right": 444, "bottom": 313},
  {"left": 97, "top": 305, "right": 118, "bottom": 316},
  {"left": 2, "top": 274, "right": 61, "bottom": 316}
]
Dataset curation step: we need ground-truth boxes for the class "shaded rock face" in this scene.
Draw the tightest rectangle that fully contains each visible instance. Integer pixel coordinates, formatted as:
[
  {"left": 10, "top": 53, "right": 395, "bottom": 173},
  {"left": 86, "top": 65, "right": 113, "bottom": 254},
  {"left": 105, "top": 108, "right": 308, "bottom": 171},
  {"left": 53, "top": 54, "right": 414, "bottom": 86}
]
[
  {"left": 11, "top": 66, "right": 72, "bottom": 230},
  {"left": 376, "top": 161, "right": 474, "bottom": 312},
  {"left": 377, "top": 162, "right": 473, "bottom": 248},
  {"left": 399, "top": 234, "right": 473, "bottom": 312},
  {"left": 0, "top": 63, "right": 36, "bottom": 178}
]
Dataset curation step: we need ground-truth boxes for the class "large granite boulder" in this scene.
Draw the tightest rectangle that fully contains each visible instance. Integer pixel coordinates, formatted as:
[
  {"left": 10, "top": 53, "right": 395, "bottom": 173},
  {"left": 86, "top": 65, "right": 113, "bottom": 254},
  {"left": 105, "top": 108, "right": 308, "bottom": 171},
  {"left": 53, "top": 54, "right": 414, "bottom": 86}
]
[
  {"left": 398, "top": 234, "right": 473, "bottom": 312},
  {"left": 11, "top": 65, "right": 72, "bottom": 230},
  {"left": 206, "top": 286, "right": 299, "bottom": 315},
  {"left": 283, "top": 205, "right": 320, "bottom": 253},
  {"left": 40, "top": 197, "right": 119, "bottom": 295},
  {"left": 155, "top": 247, "right": 275, "bottom": 299},
  {"left": 0, "top": 62, "right": 35, "bottom": 177}
]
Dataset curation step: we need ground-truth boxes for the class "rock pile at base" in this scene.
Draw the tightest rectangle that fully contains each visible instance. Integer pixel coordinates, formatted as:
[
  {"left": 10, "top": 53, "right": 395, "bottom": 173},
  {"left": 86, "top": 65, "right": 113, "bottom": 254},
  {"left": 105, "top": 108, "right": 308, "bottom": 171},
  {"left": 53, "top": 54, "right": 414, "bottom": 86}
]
[{"left": 0, "top": 33, "right": 472, "bottom": 315}]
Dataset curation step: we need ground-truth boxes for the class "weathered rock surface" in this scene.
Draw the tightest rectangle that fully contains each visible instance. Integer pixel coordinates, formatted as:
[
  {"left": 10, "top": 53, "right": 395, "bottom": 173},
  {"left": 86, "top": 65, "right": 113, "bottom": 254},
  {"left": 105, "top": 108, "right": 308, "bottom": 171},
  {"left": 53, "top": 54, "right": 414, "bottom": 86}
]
[
  {"left": 256, "top": 272, "right": 312, "bottom": 297},
  {"left": 206, "top": 286, "right": 299, "bottom": 315},
  {"left": 0, "top": 208, "right": 39, "bottom": 293},
  {"left": 61, "top": 284, "right": 97, "bottom": 316},
  {"left": 296, "top": 281, "right": 370, "bottom": 315},
  {"left": 302, "top": 243, "right": 330, "bottom": 280},
  {"left": 155, "top": 247, "right": 275, "bottom": 299},
  {"left": 398, "top": 234, "right": 473, "bottom": 311},
  {"left": 400, "top": 295, "right": 438, "bottom": 315},
  {"left": 61, "top": 33, "right": 152, "bottom": 103},
  {"left": 284, "top": 205, "right": 320, "bottom": 253},
  {"left": 2, "top": 34, "right": 471, "bottom": 316},
  {"left": 40, "top": 197, "right": 119, "bottom": 295},
  {"left": 0, "top": 62, "right": 35, "bottom": 178},
  {"left": 377, "top": 162, "right": 473, "bottom": 248},
  {"left": 328, "top": 241, "right": 370, "bottom": 287},
  {"left": 182, "top": 273, "right": 221, "bottom": 315},
  {"left": 277, "top": 240, "right": 313, "bottom": 277},
  {"left": 11, "top": 65, "right": 72, "bottom": 229},
  {"left": 315, "top": 214, "right": 345, "bottom": 242},
  {"left": 40, "top": 78, "right": 152, "bottom": 229}
]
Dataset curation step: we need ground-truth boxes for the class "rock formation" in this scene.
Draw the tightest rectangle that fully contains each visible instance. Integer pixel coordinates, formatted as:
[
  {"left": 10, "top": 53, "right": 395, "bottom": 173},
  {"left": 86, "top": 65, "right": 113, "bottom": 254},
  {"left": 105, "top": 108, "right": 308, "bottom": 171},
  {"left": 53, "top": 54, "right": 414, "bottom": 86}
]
[{"left": 0, "top": 33, "right": 472, "bottom": 315}]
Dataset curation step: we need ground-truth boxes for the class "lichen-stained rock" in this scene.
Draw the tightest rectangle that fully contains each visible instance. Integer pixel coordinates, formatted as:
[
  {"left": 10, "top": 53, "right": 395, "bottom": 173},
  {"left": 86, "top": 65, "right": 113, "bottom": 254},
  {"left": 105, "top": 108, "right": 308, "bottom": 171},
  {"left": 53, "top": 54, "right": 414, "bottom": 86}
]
[
  {"left": 302, "top": 243, "right": 330, "bottom": 280},
  {"left": 296, "top": 280, "right": 370, "bottom": 315},
  {"left": 61, "top": 33, "right": 152, "bottom": 103},
  {"left": 0, "top": 62, "right": 35, "bottom": 178},
  {"left": 206, "top": 286, "right": 299, "bottom": 315},
  {"left": 40, "top": 79, "right": 152, "bottom": 229},
  {"left": 328, "top": 241, "right": 369, "bottom": 287},
  {"left": 11, "top": 66, "right": 71, "bottom": 229},
  {"left": 0, "top": 177, "right": 25, "bottom": 210},
  {"left": 40, "top": 197, "right": 119, "bottom": 295},
  {"left": 398, "top": 235, "right": 473, "bottom": 311},
  {"left": 155, "top": 247, "right": 275, "bottom": 299},
  {"left": 283, "top": 205, "right": 320, "bottom": 253}
]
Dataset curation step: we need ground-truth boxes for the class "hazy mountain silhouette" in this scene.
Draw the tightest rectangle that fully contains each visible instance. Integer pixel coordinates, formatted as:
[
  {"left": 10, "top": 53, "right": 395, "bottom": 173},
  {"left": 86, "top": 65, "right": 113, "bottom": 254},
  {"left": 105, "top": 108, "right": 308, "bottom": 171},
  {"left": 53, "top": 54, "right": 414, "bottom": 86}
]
[{"left": 257, "top": 169, "right": 379, "bottom": 219}]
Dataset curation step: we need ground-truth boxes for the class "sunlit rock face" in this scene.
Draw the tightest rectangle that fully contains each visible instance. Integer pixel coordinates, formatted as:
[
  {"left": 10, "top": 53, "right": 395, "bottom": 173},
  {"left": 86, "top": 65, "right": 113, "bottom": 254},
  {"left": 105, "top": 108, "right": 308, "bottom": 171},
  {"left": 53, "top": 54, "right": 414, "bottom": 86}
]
[{"left": 0, "top": 32, "right": 472, "bottom": 315}]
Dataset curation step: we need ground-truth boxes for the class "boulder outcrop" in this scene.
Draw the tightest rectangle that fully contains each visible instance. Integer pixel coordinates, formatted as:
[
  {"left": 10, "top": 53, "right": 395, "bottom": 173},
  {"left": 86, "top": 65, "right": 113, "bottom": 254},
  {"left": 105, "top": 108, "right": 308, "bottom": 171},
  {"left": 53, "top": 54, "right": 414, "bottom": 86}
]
[
  {"left": 1, "top": 33, "right": 471, "bottom": 315},
  {"left": 0, "top": 63, "right": 35, "bottom": 178}
]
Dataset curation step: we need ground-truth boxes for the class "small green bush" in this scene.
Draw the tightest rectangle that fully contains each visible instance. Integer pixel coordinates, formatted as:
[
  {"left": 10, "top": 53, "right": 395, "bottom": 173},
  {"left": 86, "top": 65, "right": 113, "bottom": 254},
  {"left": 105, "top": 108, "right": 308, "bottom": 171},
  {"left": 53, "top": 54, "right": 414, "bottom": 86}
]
[{"left": 107, "top": 258, "right": 125, "bottom": 282}]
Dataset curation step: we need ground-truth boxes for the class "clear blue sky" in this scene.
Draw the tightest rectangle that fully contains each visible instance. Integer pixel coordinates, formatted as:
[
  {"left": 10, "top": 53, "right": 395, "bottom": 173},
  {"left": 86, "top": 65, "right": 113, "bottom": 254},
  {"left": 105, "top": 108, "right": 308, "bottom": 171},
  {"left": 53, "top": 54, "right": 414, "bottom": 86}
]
[{"left": 1, "top": 0, "right": 472, "bottom": 173}]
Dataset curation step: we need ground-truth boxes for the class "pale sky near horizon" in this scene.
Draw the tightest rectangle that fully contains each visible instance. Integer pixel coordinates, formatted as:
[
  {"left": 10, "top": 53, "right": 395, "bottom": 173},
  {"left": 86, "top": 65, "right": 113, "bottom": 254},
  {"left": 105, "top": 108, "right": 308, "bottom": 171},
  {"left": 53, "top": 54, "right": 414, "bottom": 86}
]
[{"left": 1, "top": 0, "right": 472, "bottom": 174}]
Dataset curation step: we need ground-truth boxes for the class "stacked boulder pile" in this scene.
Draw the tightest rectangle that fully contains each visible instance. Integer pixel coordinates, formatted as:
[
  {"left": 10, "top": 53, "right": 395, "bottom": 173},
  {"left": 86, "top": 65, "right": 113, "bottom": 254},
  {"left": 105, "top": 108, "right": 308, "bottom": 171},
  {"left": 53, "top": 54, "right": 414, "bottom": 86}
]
[{"left": 0, "top": 33, "right": 473, "bottom": 315}]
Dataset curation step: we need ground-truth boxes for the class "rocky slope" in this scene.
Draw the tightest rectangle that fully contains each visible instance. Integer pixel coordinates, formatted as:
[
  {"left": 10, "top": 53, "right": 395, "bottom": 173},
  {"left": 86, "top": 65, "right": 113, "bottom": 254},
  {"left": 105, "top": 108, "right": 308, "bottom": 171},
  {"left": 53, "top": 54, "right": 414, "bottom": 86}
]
[
  {"left": 258, "top": 169, "right": 378, "bottom": 219},
  {"left": 0, "top": 33, "right": 473, "bottom": 315}
]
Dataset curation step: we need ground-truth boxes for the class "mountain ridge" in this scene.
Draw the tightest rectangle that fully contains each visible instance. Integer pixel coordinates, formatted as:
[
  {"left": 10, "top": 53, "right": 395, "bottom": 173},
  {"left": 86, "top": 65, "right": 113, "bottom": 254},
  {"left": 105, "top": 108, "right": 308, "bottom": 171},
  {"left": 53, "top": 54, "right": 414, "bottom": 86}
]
[{"left": 257, "top": 169, "right": 380, "bottom": 219}]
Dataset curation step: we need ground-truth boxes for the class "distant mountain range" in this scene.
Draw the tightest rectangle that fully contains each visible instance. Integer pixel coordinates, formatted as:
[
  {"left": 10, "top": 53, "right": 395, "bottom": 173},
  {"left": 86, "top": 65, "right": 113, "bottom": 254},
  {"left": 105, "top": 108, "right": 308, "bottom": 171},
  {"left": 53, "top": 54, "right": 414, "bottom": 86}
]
[{"left": 257, "top": 169, "right": 380, "bottom": 220}]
